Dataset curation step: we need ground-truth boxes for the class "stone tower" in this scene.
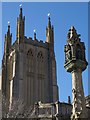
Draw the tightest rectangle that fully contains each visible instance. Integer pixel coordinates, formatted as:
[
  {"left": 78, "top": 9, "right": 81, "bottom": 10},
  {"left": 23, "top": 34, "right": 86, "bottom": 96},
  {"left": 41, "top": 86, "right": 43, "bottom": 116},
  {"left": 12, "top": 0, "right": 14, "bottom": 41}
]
[
  {"left": 64, "top": 26, "right": 88, "bottom": 119},
  {"left": 2, "top": 6, "right": 59, "bottom": 107}
]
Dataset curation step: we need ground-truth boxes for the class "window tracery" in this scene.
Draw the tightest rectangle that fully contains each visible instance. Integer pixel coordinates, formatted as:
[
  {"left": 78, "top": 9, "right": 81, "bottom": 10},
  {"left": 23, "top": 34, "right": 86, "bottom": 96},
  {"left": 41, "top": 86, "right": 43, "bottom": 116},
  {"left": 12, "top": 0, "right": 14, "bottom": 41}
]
[
  {"left": 27, "top": 49, "right": 34, "bottom": 73},
  {"left": 37, "top": 51, "right": 43, "bottom": 62}
]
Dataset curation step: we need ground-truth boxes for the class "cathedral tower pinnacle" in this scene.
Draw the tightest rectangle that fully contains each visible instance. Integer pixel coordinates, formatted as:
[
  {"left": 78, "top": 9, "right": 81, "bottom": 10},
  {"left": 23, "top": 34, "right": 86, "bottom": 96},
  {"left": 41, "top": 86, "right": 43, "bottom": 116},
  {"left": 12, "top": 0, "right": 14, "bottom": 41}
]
[
  {"left": 46, "top": 13, "right": 54, "bottom": 48},
  {"left": 64, "top": 26, "right": 88, "bottom": 119},
  {"left": 16, "top": 5, "right": 25, "bottom": 43},
  {"left": 4, "top": 22, "right": 12, "bottom": 59},
  {"left": 34, "top": 29, "right": 36, "bottom": 40},
  {"left": 2, "top": 22, "right": 12, "bottom": 97},
  {"left": 46, "top": 14, "right": 58, "bottom": 102}
]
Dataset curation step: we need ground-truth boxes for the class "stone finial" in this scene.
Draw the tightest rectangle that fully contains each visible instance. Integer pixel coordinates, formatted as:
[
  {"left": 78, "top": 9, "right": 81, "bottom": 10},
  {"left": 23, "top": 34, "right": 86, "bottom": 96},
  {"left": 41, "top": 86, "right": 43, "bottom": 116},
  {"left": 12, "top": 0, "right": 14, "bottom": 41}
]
[
  {"left": 67, "top": 26, "right": 80, "bottom": 40},
  {"left": 19, "top": 4, "right": 22, "bottom": 8},
  {"left": 47, "top": 13, "right": 51, "bottom": 28},
  {"left": 48, "top": 13, "right": 50, "bottom": 18},
  {"left": 19, "top": 4, "right": 23, "bottom": 19},
  {"left": 7, "top": 21, "right": 11, "bottom": 35},
  {"left": 8, "top": 21, "right": 10, "bottom": 26},
  {"left": 33, "top": 29, "right": 36, "bottom": 33},
  {"left": 67, "top": 26, "right": 81, "bottom": 45},
  {"left": 33, "top": 29, "right": 36, "bottom": 40}
]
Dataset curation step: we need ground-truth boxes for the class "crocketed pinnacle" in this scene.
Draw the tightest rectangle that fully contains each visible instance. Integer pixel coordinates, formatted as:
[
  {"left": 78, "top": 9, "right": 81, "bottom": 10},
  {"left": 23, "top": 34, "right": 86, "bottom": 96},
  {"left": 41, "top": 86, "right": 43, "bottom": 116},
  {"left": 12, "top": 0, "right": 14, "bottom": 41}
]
[
  {"left": 67, "top": 26, "right": 81, "bottom": 44},
  {"left": 48, "top": 16, "right": 51, "bottom": 29},
  {"left": 19, "top": 5, "right": 23, "bottom": 20}
]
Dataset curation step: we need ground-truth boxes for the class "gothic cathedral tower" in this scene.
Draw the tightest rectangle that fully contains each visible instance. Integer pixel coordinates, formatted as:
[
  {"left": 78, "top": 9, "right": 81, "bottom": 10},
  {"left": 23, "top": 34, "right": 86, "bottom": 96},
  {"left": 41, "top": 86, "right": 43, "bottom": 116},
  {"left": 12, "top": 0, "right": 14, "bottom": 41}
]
[{"left": 2, "top": 6, "right": 59, "bottom": 107}]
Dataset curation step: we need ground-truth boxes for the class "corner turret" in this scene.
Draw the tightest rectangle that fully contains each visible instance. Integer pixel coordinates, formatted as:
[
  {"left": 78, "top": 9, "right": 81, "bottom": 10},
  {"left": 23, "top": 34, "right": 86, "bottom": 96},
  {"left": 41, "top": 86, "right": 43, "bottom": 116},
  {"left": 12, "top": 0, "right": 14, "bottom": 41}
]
[
  {"left": 4, "top": 22, "right": 12, "bottom": 57},
  {"left": 2, "top": 22, "right": 12, "bottom": 97},
  {"left": 33, "top": 29, "right": 36, "bottom": 40},
  {"left": 46, "top": 13, "right": 54, "bottom": 47},
  {"left": 16, "top": 4, "right": 25, "bottom": 43}
]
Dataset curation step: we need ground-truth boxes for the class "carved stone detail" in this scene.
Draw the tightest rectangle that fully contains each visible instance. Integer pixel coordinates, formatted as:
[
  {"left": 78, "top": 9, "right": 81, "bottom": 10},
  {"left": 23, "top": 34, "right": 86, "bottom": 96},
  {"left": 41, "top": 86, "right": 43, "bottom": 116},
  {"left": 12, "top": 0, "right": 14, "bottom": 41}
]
[{"left": 64, "top": 26, "right": 88, "bottom": 119}]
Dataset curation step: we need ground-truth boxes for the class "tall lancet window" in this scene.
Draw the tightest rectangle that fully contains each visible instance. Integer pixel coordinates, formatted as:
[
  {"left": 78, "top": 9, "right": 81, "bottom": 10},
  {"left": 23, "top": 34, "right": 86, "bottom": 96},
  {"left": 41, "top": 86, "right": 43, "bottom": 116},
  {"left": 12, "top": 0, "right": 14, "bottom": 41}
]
[
  {"left": 37, "top": 51, "right": 44, "bottom": 101},
  {"left": 27, "top": 49, "right": 34, "bottom": 105},
  {"left": 27, "top": 49, "right": 34, "bottom": 73},
  {"left": 37, "top": 51, "right": 44, "bottom": 75}
]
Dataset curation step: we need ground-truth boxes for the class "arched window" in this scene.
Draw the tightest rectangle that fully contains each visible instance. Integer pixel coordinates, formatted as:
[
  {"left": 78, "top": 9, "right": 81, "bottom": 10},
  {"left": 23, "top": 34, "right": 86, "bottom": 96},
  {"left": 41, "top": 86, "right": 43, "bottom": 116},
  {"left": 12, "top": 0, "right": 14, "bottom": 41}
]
[
  {"left": 27, "top": 49, "right": 33, "bottom": 57},
  {"left": 37, "top": 51, "right": 43, "bottom": 62},
  {"left": 37, "top": 51, "right": 44, "bottom": 74},
  {"left": 37, "top": 51, "right": 44, "bottom": 101},
  {"left": 26, "top": 49, "right": 34, "bottom": 105},
  {"left": 27, "top": 49, "right": 34, "bottom": 73}
]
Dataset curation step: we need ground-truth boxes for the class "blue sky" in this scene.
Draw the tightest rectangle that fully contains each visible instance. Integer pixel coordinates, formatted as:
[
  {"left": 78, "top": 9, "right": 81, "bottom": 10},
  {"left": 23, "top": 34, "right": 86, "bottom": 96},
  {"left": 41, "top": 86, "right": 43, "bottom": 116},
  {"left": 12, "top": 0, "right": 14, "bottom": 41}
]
[{"left": 1, "top": 2, "right": 88, "bottom": 102}]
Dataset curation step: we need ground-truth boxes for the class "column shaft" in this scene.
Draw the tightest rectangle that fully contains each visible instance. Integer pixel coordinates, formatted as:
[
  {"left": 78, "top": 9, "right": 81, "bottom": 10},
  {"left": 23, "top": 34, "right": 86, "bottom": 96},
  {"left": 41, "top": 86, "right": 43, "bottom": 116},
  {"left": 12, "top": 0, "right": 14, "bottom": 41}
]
[{"left": 71, "top": 69, "right": 87, "bottom": 119}]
